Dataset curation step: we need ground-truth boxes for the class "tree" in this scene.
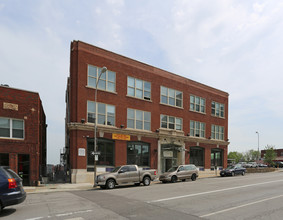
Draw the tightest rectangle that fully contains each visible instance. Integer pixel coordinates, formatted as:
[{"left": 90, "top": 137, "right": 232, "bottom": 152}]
[
  {"left": 228, "top": 151, "right": 244, "bottom": 163},
  {"left": 244, "top": 150, "right": 260, "bottom": 162},
  {"left": 264, "top": 145, "right": 276, "bottom": 166}
]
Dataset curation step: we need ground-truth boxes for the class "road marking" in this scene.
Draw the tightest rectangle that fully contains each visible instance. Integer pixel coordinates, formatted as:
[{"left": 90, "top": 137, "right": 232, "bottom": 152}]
[
  {"left": 25, "top": 210, "right": 92, "bottom": 220},
  {"left": 147, "top": 179, "right": 283, "bottom": 203},
  {"left": 200, "top": 194, "right": 283, "bottom": 217}
]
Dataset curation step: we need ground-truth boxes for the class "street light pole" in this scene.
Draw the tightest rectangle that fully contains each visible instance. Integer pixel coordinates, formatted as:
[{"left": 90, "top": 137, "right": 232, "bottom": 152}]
[
  {"left": 256, "top": 131, "right": 259, "bottom": 162},
  {"left": 93, "top": 66, "right": 107, "bottom": 187}
]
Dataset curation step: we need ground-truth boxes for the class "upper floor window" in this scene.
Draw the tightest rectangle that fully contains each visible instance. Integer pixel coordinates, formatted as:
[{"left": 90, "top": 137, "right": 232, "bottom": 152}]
[
  {"left": 211, "top": 101, "right": 224, "bottom": 118},
  {"left": 161, "top": 114, "right": 182, "bottom": 131},
  {"left": 211, "top": 124, "right": 224, "bottom": 140},
  {"left": 88, "top": 65, "right": 116, "bottom": 92},
  {"left": 190, "top": 121, "right": 205, "bottom": 138},
  {"left": 87, "top": 101, "right": 115, "bottom": 126},
  {"left": 160, "top": 86, "right": 183, "bottom": 108},
  {"left": 127, "top": 108, "right": 151, "bottom": 131},
  {"left": 0, "top": 117, "right": 24, "bottom": 139},
  {"left": 127, "top": 76, "right": 151, "bottom": 101},
  {"left": 190, "top": 95, "right": 205, "bottom": 113}
]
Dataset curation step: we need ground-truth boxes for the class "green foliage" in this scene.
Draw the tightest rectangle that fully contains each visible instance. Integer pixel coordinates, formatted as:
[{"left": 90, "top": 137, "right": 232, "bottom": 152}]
[
  {"left": 228, "top": 151, "right": 244, "bottom": 163},
  {"left": 264, "top": 145, "right": 277, "bottom": 166},
  {"left": 244, "top": 149, "right": 260, "bottom": 162}
]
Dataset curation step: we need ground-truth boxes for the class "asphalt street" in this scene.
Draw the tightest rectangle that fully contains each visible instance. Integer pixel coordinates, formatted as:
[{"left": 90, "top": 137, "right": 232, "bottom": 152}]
[{"left": 1, "top": 171, "right": 283, "bottom": 220}]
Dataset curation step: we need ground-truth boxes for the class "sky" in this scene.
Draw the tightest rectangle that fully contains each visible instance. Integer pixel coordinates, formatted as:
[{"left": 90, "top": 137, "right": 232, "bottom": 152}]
[{"left": 1, "top": 0, "right": 283, "bottom": 164}]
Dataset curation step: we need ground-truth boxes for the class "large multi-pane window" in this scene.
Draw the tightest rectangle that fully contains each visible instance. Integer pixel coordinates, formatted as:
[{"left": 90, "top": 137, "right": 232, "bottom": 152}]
[
  {"left": 87, "top": 101, "right": 115, "bottom": 126},
  {"left": 87, "top": 139, "right": 114, "bottom": 169},
  {"left": 190, "top": 121, "right": 205, "bottom": 138},
  {"left": 211, "top": 125, "right": 224, "bottom": 140},
  {"left": 88, "top": 65, "right": 116, "bottom": 92},
  {"left": 0, "top": 117, "right": 24, "bottom": 139},
  {"left": 127, "top": 109, "right": 151, "bottom": 131},
  {"left": 211, "top": 101, "right": 224, "bottom": 118},
  {"left": 127, "top": 142, "right": 150, "bottom": 166},
  {"left": 160, "top": 115, "right": 182, "bottom": 130},
  {"left": 160, "top": 86, "right": 183, "bottom": 108},
  {"left": 190, "top": 95, "right": 205, "bottom": 113},
  {"left": 127, "top": 76, "right": 151, "bottom": 100}
]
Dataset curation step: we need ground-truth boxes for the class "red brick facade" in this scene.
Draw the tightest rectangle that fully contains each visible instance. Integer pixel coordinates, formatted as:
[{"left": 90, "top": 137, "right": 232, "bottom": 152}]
[
  {"left": 66, "top": 41, "right": 229, "bottom": 183},
  {"left": 0, "top": 86, "right": 46, "bottom": 186}
]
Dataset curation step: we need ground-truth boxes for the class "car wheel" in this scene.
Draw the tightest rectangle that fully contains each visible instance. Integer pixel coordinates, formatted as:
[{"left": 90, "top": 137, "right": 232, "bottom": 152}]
[
  {"left": 221, "top": 174, "right": 225, "bottom": 177},
  {"left": 171, "top": 175, "right": 177, "bottom": 183},
  {"left": 242, "top": 171, "right": 245, "bottom": 176},
  {"left": 191, "top": 174, "right": 197, "bottom": 181},
  {"left": 231, "top": 172, "right": 235, "bottom": 176},
  {"left": 143, "top": 176, "right": 151, "bottom": 186},
  {"left": 106, "top": 179, "right": 116, "bottom": 189}
]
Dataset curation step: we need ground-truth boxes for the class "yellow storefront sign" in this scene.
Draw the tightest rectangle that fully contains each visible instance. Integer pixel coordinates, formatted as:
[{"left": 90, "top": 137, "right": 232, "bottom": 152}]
[{"left": 112, "top": 133, "right": 130, "bottom": 141}]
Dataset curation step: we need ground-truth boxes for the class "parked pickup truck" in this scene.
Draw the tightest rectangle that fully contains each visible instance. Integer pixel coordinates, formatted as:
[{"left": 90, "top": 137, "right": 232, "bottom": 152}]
[{"left": 95, "top": 165, "right": 157, "bottom": 189}]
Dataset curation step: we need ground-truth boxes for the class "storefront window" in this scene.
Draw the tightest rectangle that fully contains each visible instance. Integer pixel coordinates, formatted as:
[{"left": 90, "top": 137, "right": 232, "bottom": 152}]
[
  {"left": 87, "top": 138, "right": 114, "bottom": 170},
  {"left": 211, "top": 149, "right": 223, "bottom": 167},
  {"left": 190, "top": 147, "right": 204, "bottom": 166},
  {"left": 127, "top": 142, "right": 150, "bottom": 166}
]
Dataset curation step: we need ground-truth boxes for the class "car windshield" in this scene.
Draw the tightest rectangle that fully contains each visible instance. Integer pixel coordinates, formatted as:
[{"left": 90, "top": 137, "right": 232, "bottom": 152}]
[
  {"left": 227, "top": 166, "right": 235, "bottom": 169},
  {"left": 111, "top": 166, "right": 121, "bottom": 173},
  {"left": 167, "top": 166, "right": 178, "bottom": 172}
]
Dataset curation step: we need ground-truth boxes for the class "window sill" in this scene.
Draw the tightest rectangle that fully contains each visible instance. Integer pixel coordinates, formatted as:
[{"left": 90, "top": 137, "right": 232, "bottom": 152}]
[
  {"left": 211, "top": 115, "right": 225, "bottom": 119},
  {"left": 124, "top": 128, "right": 153, "bottom": 133},
  {"left": 85, "top": 85, "right": 117, "bottom": 95},
  {"left": 0, "top": 137, "right": 24, "bottom": 141},
  {"left": 159, "top": 102, "right": 184, "bottom": 110},
  {"left": 126, "top": 95, "right": 152, "bottom": 103},
  {"left": 189, "top": 109, "right": 206, "bottom": 115}
]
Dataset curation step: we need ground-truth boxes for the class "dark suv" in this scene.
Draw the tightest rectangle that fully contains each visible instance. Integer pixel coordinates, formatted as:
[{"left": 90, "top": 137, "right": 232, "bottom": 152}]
[{"left": 0, "top": 166, "right": 26, "bottom": 211}]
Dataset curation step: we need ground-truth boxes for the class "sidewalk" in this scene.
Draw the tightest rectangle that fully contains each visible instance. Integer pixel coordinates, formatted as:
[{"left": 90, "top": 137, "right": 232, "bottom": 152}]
[{"left": 23, "top": 171, "right": 220, "bottom": 194}]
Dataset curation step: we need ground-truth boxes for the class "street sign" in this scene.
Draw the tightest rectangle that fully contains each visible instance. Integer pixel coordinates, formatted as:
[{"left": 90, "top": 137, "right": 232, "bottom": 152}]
[{"left": 91, "top": 151, "right": 101, "bottom": 156}]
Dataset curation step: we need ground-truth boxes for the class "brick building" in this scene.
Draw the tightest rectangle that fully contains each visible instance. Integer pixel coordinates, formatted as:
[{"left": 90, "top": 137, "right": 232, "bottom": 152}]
[
  {"left": 0, "top": 85, "right": 46, "bottom": 186},
  {"left": 66, "top": 41, "right": 229, "bottom": 184},
  {"left": 261, "top": 149, "right": 283, "bottom": 162}
]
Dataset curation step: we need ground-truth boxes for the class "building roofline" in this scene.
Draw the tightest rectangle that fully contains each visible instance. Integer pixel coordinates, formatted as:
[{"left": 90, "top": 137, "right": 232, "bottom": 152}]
[
  {"left": 71, "top": 40, "right": 229, "bottom": 97},
  {"left": 0, "top": 85, "right": 40, "bottom": 95}
]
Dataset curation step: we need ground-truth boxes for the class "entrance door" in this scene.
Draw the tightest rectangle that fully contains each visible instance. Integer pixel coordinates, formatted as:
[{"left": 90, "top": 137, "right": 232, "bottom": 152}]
[
  {"left": 18, "top": 154, "right": 30, "bottom": 186},
  {"left": 165, "top": 159, "right": 173, "bottom": 172}
]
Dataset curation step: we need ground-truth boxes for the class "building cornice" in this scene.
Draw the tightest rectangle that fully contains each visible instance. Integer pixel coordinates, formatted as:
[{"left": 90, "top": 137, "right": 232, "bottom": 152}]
[{"left": 68, "top": 123, "right": 229, "bottom": 146}]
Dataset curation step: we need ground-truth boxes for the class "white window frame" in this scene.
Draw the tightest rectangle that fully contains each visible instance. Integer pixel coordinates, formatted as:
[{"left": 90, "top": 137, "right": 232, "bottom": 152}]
[
  {"left": 127, "top": 108, "right": 151, "bottom": 131},
  {"left": 190, "top": 95, "right": 206, "bottom": 113},
  {"left": 87, "top": 101, "right": 115, "bottom": 126},
  {"left": 211, "top": 101, "right": 225, "bottom": 118},
  {"left": 160, "top": 86, "right": 183, "bottom": 108},
  {"left": 190, "top": 120, "right": 205, "bottom": 138},
  {"left": 0, "top": 117, "right": 24, "bottom": 139},
  {"left": 160, "top": 114, "right": 183, "bottom": 131},
  {"left": 87, "top": 65, "right": 116, "bottom": 92},
  {"left": 127, "top": 76, "right": 151, "bottom": 101},
  {"left": 211, "top": 124, "right": 224, "bottom": 140}
]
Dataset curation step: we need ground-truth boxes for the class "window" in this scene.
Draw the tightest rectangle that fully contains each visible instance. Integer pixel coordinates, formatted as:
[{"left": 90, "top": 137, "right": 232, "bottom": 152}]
[
  {"left": 160, "top": 86, "right": 183, "bottom": 108},
  {"left": 190, "top": 121, "right": 205, "bottom": 138},
  {"left": 88, "top": 65, "right": 116, "bottom": 92},
  {"left": 0, "top": 117, "right": 24, "bottom": 139},
  {"left": 190, "top": 95, "right": 205, "bottom": 113},
  {"left": 127, "top": 76, "right": 151, "bottom": 100},
  {"left": 87, "top": 138, "right": 114, "bottom": 169},
  {"left": 211, "top": 101, "right": 224, "bottom": 118},
  {"left": 127, "top": 142, "right": 150, "bottom": 166},
  {"left": 161, "top": 115, "right": 182, "bottom": 131},
  {"left": 211, "top": 125, "right": 224, "bottom": 140},
  {"left": 127, "top": 109, "right": 151, "bottom": 131},
  {"left": 87, "top": 101, "right": 115, "bottom": 126},
  {"left": 190, "top": 147, "right": 204, "bottom": 166}
]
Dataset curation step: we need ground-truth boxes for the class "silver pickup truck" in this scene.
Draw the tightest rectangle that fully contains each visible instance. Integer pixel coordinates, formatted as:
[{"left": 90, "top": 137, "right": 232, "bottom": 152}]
[{"left": 95, "top": 165, "right": 157, "bottom": 189}]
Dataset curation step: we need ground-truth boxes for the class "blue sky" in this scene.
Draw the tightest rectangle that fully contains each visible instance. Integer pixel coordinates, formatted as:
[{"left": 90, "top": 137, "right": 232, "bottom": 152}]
[{"left": 1, "top": 0, "right": 283, "bottom": 164}]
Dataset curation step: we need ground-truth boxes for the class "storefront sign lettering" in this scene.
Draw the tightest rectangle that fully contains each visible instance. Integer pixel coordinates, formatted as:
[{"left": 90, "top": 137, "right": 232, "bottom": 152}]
[
  {"left": 3, "top": 102, "right": 18, "bottom": 111},
  {"left": 112, "top": 133, "right": 130, "bottom": 141}
]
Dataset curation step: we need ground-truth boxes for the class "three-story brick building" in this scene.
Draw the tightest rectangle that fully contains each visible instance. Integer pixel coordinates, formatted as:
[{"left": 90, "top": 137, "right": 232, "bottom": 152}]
[{"left": 66, "top": 40, "right": 229, "bottom": 183}]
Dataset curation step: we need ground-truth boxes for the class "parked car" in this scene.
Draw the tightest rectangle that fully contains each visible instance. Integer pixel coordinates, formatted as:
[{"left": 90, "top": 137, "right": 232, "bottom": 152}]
[
  {"left": 0, "top": 166, "right": 26, "bottom": 212},
  {"left": 247, "top": 162, "right": 258, "bottom": 168},
  {"left": 220, "top": 164, "right": 246, "bottom": 177},
  {"left": 237, "top": 162, "right": 247, "bottom": 167},
  {"left": 258, "top": 163, "right": 268, "bottom": 167},
  {"left": 159, "top": 164, "right": 198, "bottom": 183},
  {"left": 95, "top": 165, "right": 157, "bottom": 189}
]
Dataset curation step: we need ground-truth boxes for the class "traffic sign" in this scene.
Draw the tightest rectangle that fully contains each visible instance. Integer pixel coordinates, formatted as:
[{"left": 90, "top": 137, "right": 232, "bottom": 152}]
[{"left": 91, "top": 151, "right": 101, "bottom": 156}]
